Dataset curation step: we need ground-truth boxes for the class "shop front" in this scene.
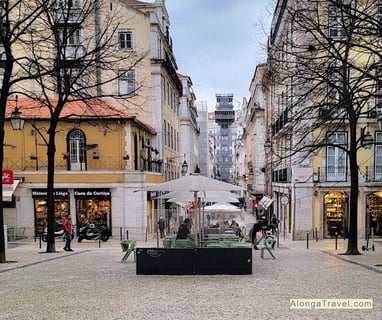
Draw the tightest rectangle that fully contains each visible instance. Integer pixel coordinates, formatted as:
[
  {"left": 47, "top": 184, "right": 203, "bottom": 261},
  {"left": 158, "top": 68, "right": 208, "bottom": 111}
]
[
  {"left": 366, "top": 192, "right": 382, "bottom": 237},
  {"left": 74, "top": 189, "right": 112, "bottom": 235},
  {"left": 323, "top": 191, "right": 348, "bottom": 238},
  {"left": 32, "top": 189, "right": 70, "bottom": 237}
]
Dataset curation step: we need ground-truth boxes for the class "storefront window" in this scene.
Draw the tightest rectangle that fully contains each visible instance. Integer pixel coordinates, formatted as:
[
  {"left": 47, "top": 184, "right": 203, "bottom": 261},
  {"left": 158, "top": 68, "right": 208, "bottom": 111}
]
[
  {"left": 324, "top": 191, "right": 348, "bottom": 238},
  {"left": 366, "top": 192, "right": 382, "bottom": 237},
  {"left": 74, "top": 189, "right": 111, "bottom": 234},
  {"left": 32, "top": 189, "right": 70, "bottom": 236}
]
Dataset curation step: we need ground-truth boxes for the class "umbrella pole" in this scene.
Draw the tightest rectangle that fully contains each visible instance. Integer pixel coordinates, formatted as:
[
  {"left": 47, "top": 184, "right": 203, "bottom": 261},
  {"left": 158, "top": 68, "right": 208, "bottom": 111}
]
[
  {"left": 202, "top": 203, "right": 205, "bottom": 245},
  {"left": 194, "top": 191, "right": 199, "bottom": 247},
  {"left": 198, "top": 197, "right": 202, "bottom": 247}
]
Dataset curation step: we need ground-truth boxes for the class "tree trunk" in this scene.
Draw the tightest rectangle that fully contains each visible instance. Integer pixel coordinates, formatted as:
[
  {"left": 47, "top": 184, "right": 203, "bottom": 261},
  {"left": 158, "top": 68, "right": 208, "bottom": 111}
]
[
  {"left": 344, "top": 123, "right": 361, "bottom": 255},
  {"left": 46, "top": 127, "right": 57, "bottom": 252},
  {"left": 0, "top": 124, "right": 6, "bottom": 263}
]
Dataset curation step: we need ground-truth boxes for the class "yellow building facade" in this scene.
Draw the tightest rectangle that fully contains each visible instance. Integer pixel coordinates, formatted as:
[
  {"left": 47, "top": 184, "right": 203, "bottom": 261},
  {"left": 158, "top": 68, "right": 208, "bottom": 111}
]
[
  {"left": 1, "top": 0, "right": 180, "bottom": 241},
  {"left": 3, "top": 98, "right": 160, "bottom": 239},
  {"left": 265, "top": 0, "right": 382, "bottom": 241}
]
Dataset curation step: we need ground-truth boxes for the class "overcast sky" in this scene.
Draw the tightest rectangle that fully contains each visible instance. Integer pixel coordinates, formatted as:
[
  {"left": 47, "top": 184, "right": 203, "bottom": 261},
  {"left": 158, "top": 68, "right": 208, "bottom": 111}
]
[{"left": 165, "top": 0, "right": 274, "bottom": 110}]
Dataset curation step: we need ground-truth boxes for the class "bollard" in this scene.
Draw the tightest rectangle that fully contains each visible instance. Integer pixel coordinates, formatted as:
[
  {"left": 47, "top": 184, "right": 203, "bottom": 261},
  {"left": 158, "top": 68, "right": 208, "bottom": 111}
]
[
  {"left": 335, "top": 232, "right": 338, "bottom": 250},
  {"left": 315, "top": 227, "right": 318, "bottom": 242},
  {"left": 277, "top": 231, "right": 279, "bottom": 248},
  {"left": 99, "top": 233, "right": 101, "bottom": 248},
  {"left": 126, "top": 230, "right": 129, "bottom": 240},
  {"left": 39, "top": 235, "right": 42, "bottom": 249},
  {"left": 306, "top": 232, "right": 309, "bottom": 249},
  {"left": 120, "top": 227, "right": 122, "bottom": 241}
]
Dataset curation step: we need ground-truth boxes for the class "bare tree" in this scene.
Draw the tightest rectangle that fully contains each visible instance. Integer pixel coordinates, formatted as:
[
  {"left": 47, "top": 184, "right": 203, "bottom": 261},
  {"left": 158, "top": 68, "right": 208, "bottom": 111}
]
[
  {"left": 266, "top": 0, "right": 382, "bottom": 254},
  {"left": 0, "top": 0, "right": 149, "bottom": 258},
  {"left": 0, "top": 0, "right": 52, "bottom": 262}
]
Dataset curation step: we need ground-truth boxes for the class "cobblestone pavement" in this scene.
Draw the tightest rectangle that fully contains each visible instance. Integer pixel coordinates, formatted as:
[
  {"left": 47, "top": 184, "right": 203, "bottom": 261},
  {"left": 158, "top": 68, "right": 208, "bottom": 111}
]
[{"left": 0, "top": 235, "right": 381, "bottom": 320}]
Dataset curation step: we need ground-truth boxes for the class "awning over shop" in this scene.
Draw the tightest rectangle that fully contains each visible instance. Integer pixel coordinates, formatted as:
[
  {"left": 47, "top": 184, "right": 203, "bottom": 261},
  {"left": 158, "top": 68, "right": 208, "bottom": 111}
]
[
  {"left": 259, "top": 196, "right": 274, "bottom": 209},
  {"left": 2, "top": 179, "right": 21, "bottom": 202}
]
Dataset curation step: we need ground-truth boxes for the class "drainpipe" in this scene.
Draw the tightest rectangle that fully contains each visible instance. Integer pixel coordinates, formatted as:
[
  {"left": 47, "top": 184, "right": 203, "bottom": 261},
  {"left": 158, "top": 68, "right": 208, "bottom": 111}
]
[{"left": 94, "top": 0, "right": 101, "bottom": 95}]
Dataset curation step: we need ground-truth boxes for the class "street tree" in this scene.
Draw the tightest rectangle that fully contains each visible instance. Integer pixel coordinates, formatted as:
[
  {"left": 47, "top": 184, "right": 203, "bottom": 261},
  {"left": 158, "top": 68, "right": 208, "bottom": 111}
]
[
  {"left": 0, "top": 0, "right": 149, "bottom": 259},
  {"left": 266, "top": 0, "right": 382, "bottom": 254},
  {"left": 0, "top": 0, "right": 52, "bottom": 263}
]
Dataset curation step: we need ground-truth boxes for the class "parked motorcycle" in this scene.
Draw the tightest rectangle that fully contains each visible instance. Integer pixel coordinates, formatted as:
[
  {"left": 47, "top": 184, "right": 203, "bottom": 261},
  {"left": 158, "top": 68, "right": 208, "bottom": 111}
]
[
  {"left": 77, "top": 222, "right": 109, "bottom": 242},
  {"left": 41, "top": 225, "right": 65, "bottom": 242}
]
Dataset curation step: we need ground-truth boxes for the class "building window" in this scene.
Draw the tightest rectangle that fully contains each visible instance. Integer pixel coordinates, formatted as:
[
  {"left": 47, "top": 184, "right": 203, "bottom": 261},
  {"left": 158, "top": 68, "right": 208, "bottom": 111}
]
[
  {"left": 59, "top": 27, "right": 83, "bottom": 46},
  {"left": 118, "top": 31, "right": 133, "bottom": 50},
  {"left": 377, "top": 3, "right": 382, "bottom": 37},
  {"left": 326, "top": 132, "right": 347, "bottom": 181},
  {"left": 163, "top": 120, "right": 167, "bottom": 146},
  {"left": 376, "top": 66, "right": 382, "bottom": 110},
  {"left": 67, "top": 129, "right": 86, "bottom": 171},
  {"left": 59, "top": 27, "right": 85, "bottom": 59},
  {"left": 328, "top": 4, "right": 350, "bottom": 40},
  {"left": 118, "top": 69, "right": 135, "bottom": 95},
  {"left": 0, "top": 69, "right": 3, "bottom": 87},
  {"left": 375, "top": 133, "right": 382, "bottom": 180}
]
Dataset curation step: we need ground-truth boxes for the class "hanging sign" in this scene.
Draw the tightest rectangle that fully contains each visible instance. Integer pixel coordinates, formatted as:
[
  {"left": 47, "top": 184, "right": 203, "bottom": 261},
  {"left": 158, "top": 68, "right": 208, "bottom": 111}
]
[{"left": 2, "top": 170, "right": 14, "bottom": 185}]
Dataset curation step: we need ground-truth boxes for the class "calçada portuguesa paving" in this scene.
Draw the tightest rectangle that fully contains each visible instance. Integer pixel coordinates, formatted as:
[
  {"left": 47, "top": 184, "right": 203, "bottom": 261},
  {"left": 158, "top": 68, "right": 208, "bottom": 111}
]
[{"left": 0, "top": 236, "right": 381, "bottom": 320}]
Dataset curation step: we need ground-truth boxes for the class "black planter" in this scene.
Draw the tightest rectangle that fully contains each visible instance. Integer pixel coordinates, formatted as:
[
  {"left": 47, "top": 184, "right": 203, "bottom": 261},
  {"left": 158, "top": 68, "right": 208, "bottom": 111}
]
[{"left": 136, "top": 247, "right": 252, "bottom": 275}]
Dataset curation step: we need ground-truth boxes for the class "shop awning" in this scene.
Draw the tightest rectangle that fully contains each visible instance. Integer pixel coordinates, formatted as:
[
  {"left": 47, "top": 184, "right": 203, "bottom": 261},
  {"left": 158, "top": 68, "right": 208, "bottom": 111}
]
[
  {"left": 259, "top": 196, "right": 274, "bottom": 209},
  {"left": 2, "top": 179, "right": 21, "bottom": 202}
]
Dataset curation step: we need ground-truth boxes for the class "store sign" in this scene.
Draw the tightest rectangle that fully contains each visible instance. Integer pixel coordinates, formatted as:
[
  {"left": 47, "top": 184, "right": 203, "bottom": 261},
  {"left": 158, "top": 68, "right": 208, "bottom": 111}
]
[
  {"left": 74, "top": 189, "right": 111, "bottom": 199},
  {"left": 2, "top": 170, "right": 14, "bottom": 185},
  {"left": 32, "top": 189, "right": 69, "bottom": 199}
]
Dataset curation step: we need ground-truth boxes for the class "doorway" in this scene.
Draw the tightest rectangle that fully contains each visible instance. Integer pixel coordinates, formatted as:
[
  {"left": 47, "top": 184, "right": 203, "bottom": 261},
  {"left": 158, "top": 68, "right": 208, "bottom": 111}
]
[
  {"left": 323, "top": 191, "right": 348, "bottom": 238},
  {"left": 366, "top": 192, "right": 382, "bottom": 237}
]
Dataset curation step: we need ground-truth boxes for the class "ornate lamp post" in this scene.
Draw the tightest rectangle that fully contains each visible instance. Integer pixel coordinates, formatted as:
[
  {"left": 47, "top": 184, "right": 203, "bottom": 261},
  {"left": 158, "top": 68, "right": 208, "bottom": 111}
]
[
  {"left": 181, "top": 160, "right": 188, "bottom": 176},
  {"left": 10, "top": 107, "right": 25, "bottom": 131}
]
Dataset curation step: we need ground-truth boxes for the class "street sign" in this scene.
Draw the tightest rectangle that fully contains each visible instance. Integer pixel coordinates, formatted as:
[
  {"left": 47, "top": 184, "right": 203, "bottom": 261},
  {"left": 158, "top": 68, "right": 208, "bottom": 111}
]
[{"left": 281, "top": 196, "right": 289, "bottom": 205}]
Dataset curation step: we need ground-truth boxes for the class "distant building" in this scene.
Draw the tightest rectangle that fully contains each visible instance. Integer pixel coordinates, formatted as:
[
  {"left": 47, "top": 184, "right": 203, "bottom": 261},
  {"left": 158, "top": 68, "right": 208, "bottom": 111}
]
[{"left": 213, "top": 94, "right": 236, "bottom": 183}]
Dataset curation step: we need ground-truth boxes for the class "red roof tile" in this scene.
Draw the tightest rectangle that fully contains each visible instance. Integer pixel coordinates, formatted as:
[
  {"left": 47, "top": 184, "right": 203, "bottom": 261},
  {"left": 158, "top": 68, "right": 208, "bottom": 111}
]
[{"left": 5, "top": 97, "right": 156, "bottom": 134}]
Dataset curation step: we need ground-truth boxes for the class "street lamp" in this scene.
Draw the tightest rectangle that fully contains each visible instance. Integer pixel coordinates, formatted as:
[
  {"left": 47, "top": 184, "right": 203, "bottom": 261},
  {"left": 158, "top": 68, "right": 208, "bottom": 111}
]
[
  {"left": 181, "top": 160, "right": 188, "bottom": 176},
  {"left": 168, "top": 153, "right": 188, "bottom": 176},
  {"left": 10, "top": 107, "right": 25, "bottom": 131},
  {"left": 264, "top": 140, "right": 272, "bottom": 154}
]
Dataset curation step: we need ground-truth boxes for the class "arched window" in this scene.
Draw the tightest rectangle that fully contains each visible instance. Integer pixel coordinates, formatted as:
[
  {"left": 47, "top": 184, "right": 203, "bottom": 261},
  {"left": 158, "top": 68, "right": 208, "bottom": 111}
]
[{"left": 67, "top": 129, "right": 86, "bottom": 171}]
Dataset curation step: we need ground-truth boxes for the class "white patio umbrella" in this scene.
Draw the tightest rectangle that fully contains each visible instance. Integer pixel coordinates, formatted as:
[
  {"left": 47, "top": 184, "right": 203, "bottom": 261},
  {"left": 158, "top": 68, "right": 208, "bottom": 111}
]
[
  {"left": 141, "top": 174, "right": 244, "bottom": 193},
  {"left": 136, "top": 174, "right": 245, "bottom": 246},
  {"left": 204, "top": 203, "right": 242, "bottom": 212},
  {"left": 204, "top": 203, "right": 243, "bottom": 230},
  {"left": 157, "top": 190, "right": 240, "bottom": 203}
]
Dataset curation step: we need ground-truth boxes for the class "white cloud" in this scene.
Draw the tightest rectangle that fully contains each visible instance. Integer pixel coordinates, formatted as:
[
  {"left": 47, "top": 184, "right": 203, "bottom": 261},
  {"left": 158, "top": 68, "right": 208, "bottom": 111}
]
[{"left": 165, "top": 0, "right": 273, "bottom": 110}]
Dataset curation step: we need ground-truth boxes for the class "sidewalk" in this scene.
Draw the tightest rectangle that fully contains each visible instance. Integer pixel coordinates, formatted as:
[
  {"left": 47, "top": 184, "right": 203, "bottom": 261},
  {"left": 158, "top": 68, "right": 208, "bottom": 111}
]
[{"left": 0, "top": 236, "right": 381, "bottom": 320}]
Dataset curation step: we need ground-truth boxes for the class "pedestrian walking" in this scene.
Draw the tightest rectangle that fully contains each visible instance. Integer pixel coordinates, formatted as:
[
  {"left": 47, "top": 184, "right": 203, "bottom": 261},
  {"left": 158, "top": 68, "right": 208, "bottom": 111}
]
[
  {"left": 158, "top": 216, "right": 165, "bottom": 238},
  {"left": 63, "top": 213, "right": 73, "bottom": 252}
]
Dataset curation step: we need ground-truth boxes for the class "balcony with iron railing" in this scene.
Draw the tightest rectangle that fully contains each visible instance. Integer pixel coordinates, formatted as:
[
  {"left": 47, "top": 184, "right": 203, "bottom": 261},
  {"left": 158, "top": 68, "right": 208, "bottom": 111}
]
[
  {"left": 4, "top": 155, "right": 163, "bottom": 181},
  {"left": 272, "top": 107, "right": 292, "bottom": 136},
  {"left": 64, "top": 45, "right": 85, "bottom": 60},
  {"left": 312, "top": 167, "right": 348, "bottom": 183},
  {"left": 55, "top": 7, "right": 83, "bottom": 25}
]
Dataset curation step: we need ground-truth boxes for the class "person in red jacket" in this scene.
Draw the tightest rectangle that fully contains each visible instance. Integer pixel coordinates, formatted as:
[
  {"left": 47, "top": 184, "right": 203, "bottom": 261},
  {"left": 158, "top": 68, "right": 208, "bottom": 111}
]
[{"left": 62, "top": 214, "right": 73, "bottom": 252}]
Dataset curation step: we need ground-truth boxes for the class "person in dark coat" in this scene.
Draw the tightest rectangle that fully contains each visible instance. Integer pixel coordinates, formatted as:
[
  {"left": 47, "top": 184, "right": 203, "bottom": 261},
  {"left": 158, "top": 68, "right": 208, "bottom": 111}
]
[
  {"left": 250, "top": 221, "right": 262, "bottom": 250},
  {"left": 158, "top": 216, "right": 165, "bottom": 238},
  {"left": 176, "top": 218, "right": 193, "bottom": 240}
]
